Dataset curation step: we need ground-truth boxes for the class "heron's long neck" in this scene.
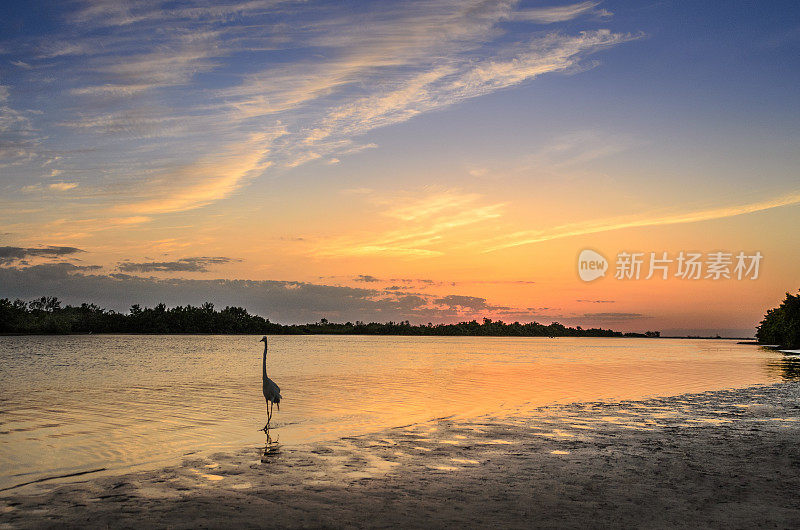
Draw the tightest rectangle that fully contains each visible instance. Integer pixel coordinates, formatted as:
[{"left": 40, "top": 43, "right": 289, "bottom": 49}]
[{"left": 262, "top": 340, "right": 268, "bottom": 381}]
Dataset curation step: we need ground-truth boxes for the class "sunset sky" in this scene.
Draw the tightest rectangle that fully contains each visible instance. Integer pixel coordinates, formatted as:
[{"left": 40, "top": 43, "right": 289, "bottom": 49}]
[{"left": 1, "top": 0, "right": 798, "bottom": 335}]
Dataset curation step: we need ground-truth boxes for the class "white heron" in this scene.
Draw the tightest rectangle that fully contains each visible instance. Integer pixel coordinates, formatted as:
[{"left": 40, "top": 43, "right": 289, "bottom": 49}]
[{"left": 260, "top": 336, "right": 282, "bottom": 432}]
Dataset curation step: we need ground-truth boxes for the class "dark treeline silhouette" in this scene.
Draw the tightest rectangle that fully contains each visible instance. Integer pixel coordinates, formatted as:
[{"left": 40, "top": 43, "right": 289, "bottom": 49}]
[
  {"left": 756, "top": 289, "right": 800, "bottom": 349},
  {"left": 0, "top": 296, "right": 661, "bottom": 338}
]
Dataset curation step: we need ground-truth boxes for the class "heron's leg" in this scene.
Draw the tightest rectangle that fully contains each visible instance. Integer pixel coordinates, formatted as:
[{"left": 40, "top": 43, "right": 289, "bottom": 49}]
[{"left": 261, "top": 403, "right": 271, "bottom": 432}]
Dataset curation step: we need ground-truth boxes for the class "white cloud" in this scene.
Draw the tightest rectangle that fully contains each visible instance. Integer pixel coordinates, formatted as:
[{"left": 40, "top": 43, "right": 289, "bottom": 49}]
[
  {"left": 48, "top": 182, "right": 79, "bottom": 191},
  {"left": 514, "top": 1, "right": 608, "bottom": 24},
  {"left": 73, "top": 34, "right": 224, "bottom": 96}
]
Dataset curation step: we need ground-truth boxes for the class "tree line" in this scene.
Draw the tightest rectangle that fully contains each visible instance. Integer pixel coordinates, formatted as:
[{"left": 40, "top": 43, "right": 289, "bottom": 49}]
[
  {"left": 756, "top": 289, "right": 800, "bottom": 349},
  {"left": 0, "top": 296, "right": 661, "bottom": 337}
]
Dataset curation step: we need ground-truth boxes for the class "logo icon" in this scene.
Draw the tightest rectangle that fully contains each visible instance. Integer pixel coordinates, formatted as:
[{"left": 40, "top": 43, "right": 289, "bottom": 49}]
[{"left": 578, "top": 249, "right": 608, "bottom": 282}]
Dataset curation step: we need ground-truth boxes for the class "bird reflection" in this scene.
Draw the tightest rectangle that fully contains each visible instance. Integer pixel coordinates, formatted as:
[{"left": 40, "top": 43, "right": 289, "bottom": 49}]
[{"left": 261, "top": 426, "right": 280, "bottom": 462}]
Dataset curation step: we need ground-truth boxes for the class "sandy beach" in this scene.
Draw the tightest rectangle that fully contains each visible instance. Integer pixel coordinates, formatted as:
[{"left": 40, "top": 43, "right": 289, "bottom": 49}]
[{"left": 2, "top": 382, "right": 799, "bottom": 529}]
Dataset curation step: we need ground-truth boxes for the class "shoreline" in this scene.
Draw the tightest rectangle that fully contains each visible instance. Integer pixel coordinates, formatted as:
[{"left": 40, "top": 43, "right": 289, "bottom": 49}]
[{"left": 2, "top": 382, "right": 800, "bottom": 528}]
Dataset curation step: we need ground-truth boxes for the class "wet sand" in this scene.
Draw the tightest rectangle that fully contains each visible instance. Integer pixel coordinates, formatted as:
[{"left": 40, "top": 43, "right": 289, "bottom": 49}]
[{"left": 2, "top": 382, "right": 799, "bottom": 528}]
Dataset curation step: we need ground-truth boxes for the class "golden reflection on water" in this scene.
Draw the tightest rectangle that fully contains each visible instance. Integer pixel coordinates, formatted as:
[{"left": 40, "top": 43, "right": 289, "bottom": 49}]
[{"left": 0, "top": 335, "right": 789, "bottom": 491}]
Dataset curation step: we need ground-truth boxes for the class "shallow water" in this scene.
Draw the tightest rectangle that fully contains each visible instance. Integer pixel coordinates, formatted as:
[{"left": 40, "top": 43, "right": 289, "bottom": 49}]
[{"left": 0, "top": 335, "right": 793, "bottom": 491}]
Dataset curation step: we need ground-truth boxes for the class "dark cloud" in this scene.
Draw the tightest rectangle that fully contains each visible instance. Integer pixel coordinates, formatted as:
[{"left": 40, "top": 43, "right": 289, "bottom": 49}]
[
  {"left": 0, "top": 245, "right": 84, "bottom": 264},
  {"left": 109, "top": 272, "right": 139, "bottom": 280},
  {"left": 576, "top": 299, "right": 615, "bottom": 303},
  {"left": 434, "top": 295, "right": 491, "bottom": 311},
  {"left": 117, "top": 256, "right": 239, "bottom": 273},
  {"left": 394, "top": 295, "right": 428, "bottom": 310},
  {"left": 0, "top": 262, "right": 101, "bottom": 280},
  {"left": 381, "top": 286, "right": 423, "bottom": 295},
  {"left": 353, "top": 274, "right": 381, "bottom": 283}
]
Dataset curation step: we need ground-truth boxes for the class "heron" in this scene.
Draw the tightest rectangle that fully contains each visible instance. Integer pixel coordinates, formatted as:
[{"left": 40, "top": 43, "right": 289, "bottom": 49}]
[{"left": 260, "top": 336, "right": 282, "bottom": 432}]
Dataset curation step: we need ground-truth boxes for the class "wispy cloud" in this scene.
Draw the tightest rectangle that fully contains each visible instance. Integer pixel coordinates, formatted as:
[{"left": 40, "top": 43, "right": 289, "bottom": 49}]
[
  {"left": 581, "top": 312, "right": 649, "bottom": 321},
  {"left": 114, "top": 132, "right": 279, "bottom": 214},
  {"left": 10, "top": 60, "right": 33, "bottom": 69},
  {"left": 70, "top": 35, "right": 224, "bottom": 96},
  {"left": 67, "top": 0, "right": 285, "bottom": 28},
  {"left": 514, "top": 1, "right": 610, "bottom": 24},
  {"left": 48, "top": 182, "right": 78, "bottom": 191},
  {"left": 482, "top": 190, "right": 800, "bottom": 252},
  {"left": 576, "top": 299, "right": 615, "bottom": 303},
  {"left": 526, "top": 129, "right": 637, "bottom": 169},
  {"left": 315, "top": 189, "right": 505, "bottom": 257},
  {"left": 0, "top": 87, "right": 39, "bottom": 167},
  {"left": 38, "top": 216, "right": 153, "bottom": 242}
]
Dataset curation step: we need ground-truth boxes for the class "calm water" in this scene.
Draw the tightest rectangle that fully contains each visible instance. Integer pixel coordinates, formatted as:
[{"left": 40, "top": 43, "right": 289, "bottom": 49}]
[{"left": 0, "top": 335, "right": 794, "bottom": 491}]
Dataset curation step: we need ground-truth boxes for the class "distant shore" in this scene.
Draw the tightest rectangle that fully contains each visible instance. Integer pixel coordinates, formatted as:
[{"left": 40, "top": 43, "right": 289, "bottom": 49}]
[
  {"left": 3, "top": 382, "right": 799, "bottom": 528},
  {"left": 1, "top": 297, "right": 661, "bottom": 337}
]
